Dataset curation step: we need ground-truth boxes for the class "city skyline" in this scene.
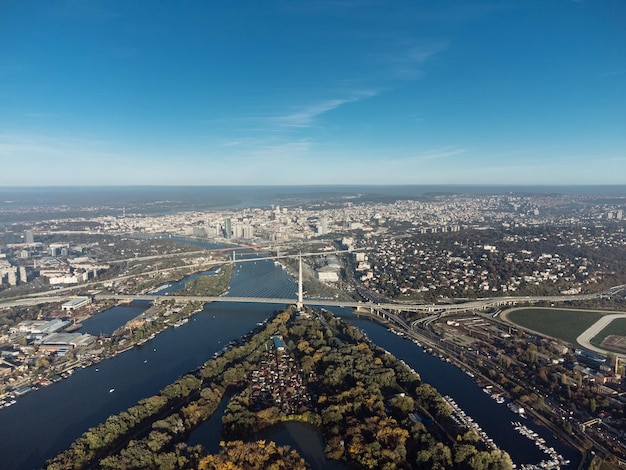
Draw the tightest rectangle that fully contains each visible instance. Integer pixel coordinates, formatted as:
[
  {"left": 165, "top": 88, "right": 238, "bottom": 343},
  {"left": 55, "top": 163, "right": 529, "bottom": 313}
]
[{"left": 1, "top": 1, "right": 625, "bottom": 186}]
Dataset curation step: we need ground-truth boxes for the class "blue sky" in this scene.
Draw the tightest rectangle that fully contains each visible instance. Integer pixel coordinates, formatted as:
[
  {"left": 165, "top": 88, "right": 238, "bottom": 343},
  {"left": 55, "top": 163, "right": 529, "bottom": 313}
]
[{"left": 1, "top": 1, "right": 625, "bottom": 186}]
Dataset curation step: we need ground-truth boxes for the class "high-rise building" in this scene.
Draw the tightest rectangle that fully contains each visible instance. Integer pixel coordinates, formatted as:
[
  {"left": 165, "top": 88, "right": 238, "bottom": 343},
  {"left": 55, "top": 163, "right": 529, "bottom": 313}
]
[
  {"left": 321, "top": 216, "right": 328, "bottom": 235},
  {"left": 3, "top": 231, "right": 14, "bottom": 246},
  {"left": 24, "top": 230, "right": 34, "bottom": 244},
  {"left": 242, "top": 224, "right": 254, "bottom": 239},
  {"left": 232, "top": 224, "right": 244, "bottom": 239},
  {"left": 7, "top": 269, "right": 17, "bottom": 286},
  {"left": 192, "top": 226, "right": 207, "bottom": 237},
  {"left": 19, "top": 266, "right": 27, "bottom": 284},
  {"left": 223, "top": 218, "right": 232, "bottom": 238}
]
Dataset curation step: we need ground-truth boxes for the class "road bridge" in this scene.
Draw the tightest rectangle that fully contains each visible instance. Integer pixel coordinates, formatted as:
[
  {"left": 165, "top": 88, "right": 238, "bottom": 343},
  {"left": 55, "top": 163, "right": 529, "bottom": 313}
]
[
  {"left": 0, "top": 290, "right": 615, "bottom": 314},
  {"left": 91, "top": 294, "right": 421, "bottom": 314},
  {"left": 2, "top": 252, "right": 623, "bottom": 320}
]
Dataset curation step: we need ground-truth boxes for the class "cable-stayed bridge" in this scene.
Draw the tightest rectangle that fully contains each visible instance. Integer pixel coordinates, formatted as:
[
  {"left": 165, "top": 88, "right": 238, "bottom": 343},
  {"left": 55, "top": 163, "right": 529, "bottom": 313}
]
[{"left": 1, "top": 249, "right": 622, "bottom": 319}]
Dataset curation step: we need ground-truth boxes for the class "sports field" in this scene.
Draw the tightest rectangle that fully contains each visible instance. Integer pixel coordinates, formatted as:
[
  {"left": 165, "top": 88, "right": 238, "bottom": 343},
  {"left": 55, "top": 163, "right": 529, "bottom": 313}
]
[
  {"left": 504, "top": 307, "right": 606, "bottom": 345},
  {"left": 592, "top": 318, "right": 626, "bottom": 349}
]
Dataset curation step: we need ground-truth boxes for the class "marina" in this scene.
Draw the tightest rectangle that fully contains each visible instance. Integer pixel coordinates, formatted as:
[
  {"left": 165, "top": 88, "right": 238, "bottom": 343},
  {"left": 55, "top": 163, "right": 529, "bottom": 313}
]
[
  {"left": 443, "top": 395, "right": 498, "bottom": 451},
  {"left": 0, "top": 399, "right": 17, "bottom": 409},
  {"left": 482, "top": 386, "right": 507, "bottom": 404},
  {"left": 512, "top": 421, "right": 570, "bottom": 469}
]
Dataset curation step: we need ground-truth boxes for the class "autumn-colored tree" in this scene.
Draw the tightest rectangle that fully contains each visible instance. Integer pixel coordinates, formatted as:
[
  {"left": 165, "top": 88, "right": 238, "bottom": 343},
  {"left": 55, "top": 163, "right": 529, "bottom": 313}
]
[{"left": 197, "top": 440, "right": 308, "bottom": 470}]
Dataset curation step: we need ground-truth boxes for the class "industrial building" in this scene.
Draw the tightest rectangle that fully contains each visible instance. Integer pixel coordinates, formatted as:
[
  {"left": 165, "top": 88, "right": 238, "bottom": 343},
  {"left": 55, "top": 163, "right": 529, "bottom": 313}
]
[{"left": 61, "top": 296, "right": 92, "bottom": 311}]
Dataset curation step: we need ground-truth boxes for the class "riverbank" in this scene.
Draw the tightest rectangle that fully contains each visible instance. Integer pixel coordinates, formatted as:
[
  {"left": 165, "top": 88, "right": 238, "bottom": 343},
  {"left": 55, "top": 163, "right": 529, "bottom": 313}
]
[
  {"left": 341, "top": 310, "right": 584, "bottom": 468},
  {"left": 353, "top": 308, "right": 586, "bottom": 465},
  {"left": 0, "top": 257, "right": 587, "bottom": 470},
  {"left": 46, "top": 306, "right": 516, "bottom": 470},
  {"left": 0, "top": 264, "right": 232, "bottom": 411}
]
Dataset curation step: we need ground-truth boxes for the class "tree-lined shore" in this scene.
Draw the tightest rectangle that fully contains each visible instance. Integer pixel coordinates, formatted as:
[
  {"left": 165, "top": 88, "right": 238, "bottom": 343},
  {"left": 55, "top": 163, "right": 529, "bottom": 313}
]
[{"left": 46, "top": 307, "right": 512, "bottom": 469}]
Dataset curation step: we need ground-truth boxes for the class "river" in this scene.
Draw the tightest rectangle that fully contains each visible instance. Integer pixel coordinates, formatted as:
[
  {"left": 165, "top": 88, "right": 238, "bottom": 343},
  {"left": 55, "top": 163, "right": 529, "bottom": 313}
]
[
  {"left": 329, "top": 308, "right": 580, "bottom": 467},
  {"left": 77, "top": 266, "right": 222, "bottom": 336},
  {"left": 0, "top": 257, "right": 579, "bottom": 469}
]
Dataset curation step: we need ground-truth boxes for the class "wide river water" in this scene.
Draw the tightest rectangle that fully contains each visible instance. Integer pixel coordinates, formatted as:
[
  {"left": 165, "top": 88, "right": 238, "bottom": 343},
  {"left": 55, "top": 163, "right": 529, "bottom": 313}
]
[{"left": 0, "top": 256, "right": 580, "bottom": 469}]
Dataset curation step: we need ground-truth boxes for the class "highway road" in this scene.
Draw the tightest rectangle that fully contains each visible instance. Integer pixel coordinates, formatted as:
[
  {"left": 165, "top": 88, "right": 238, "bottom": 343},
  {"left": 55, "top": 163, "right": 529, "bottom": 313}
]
[
  {"left": 1, "top": 286, "right": 624, "bottom": 315},
  {"left": 0, "top": 250, "right": 358, "bottom": 308}
]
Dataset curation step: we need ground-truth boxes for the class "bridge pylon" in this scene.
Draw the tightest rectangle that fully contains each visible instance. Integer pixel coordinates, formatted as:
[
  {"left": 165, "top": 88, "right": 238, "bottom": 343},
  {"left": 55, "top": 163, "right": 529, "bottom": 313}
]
[{"left": 296, "top": 253, "right": 303, "bottom": 311}]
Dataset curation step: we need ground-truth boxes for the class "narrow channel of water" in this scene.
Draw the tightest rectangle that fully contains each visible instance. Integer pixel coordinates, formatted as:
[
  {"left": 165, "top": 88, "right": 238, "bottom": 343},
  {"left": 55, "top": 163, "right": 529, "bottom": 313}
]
[
  {"left": 187, "top": 393, "right": 348, "bottom": 470},
  {"left": 78, "top": 266, "right": 221, "bottom": 336},
  {"left": 186, "top": 391, "right": 234, "bottom": 454},
  {"left": 252, "top": 422, "right": 348, "bottom": 470},
  {"left": 78, "top": 301, "right": 150, "bottom": 336}
]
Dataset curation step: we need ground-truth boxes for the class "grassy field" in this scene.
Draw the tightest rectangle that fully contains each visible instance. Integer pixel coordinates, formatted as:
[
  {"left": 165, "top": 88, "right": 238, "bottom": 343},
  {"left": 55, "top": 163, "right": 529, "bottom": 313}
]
[
  {"left": 590, "top": 318, "right": 626, "bottom": 347},
  {"left": 506, "top": 308, "right": 606, "bottom": 345}
]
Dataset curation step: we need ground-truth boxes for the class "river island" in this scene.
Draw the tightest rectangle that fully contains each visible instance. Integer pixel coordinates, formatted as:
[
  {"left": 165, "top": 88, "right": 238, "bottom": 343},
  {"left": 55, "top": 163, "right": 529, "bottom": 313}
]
[{"left": 45, "top": 306, "right": 514, "bottom": 469}]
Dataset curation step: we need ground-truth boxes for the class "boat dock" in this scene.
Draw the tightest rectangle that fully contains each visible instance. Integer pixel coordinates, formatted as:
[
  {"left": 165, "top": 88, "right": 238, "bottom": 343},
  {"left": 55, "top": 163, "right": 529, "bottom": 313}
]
[
  {"left": 512, "top": 421, "right": 570, "bottom": 469},
  {"left": 443, "top": 395, "right": 498, "bottom": 450}
]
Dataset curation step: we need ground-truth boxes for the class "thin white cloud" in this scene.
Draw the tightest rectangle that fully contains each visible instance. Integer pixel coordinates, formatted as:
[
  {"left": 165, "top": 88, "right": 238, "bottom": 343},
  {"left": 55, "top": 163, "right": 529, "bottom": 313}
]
[
  {"left": 387, "top": 39, "right": 449, "bottom": 79},
  {"left": 253, "top": 139, "right": 312, "bottom": 157},
  {"left": 414, "top": 146, "right": 466, "bottom": 161},
  {"left": 0, "top": 133, "right": 111, "bottom": 156},
  {"left": 270, "top": 90, "right": 378, "bottom": 129},
  {"left": 272, "top": 99, "right": 353, "bottom": 128},
  {"left": 404, "top": 41, "right": 449, "bottom": 63},
  {"left": 219, "top": 140, "right": 244, "bottom": 147},
  {"left": 355, "top": 146, "right": 465, "bottom": 168},
  {"left": 0, "top": 133, "right": 127, "bottom": 185}
]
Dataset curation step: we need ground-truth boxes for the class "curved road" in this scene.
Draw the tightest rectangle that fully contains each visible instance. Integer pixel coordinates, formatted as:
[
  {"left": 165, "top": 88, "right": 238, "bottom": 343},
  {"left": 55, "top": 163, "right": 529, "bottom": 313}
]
[{"left": 576, "top": 313, "right": 626, "bottom": 360}]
